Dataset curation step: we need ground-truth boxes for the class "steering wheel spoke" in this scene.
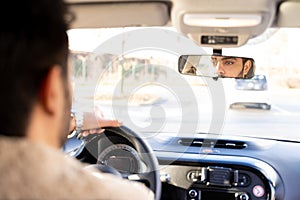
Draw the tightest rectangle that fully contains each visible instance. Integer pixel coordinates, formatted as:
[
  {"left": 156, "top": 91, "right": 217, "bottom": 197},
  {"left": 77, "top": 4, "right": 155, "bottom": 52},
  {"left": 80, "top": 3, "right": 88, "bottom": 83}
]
[{"left": 128, "top": 172, "right": 156, "bottom": 187}]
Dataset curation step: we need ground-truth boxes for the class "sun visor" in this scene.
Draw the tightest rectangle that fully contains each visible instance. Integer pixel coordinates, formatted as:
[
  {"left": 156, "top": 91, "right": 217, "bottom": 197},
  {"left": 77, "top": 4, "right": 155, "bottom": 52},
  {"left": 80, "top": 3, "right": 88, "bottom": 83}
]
[
  {"left": 69, "top": 2, "right": 170, "bottom": 28},
  {"left": 171, "top": 0, "right": 276, "bottom": 48},
  {"left": 277, "top": 1, "right": 300, "bottom": 27}
]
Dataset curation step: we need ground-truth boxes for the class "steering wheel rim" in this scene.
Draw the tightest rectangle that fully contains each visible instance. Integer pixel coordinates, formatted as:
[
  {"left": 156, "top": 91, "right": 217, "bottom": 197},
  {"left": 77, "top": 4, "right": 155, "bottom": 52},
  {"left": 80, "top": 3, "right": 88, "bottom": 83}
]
[{"left": 82, "top": 125, "right": 161, "bottom": 200}]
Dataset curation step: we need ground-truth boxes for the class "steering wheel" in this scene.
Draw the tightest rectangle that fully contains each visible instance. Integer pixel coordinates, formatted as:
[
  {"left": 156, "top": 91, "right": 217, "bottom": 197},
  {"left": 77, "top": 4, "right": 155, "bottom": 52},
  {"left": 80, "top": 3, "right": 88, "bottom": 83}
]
[{"left": 81, "top": 125, "right": 161, "bottom": 200}]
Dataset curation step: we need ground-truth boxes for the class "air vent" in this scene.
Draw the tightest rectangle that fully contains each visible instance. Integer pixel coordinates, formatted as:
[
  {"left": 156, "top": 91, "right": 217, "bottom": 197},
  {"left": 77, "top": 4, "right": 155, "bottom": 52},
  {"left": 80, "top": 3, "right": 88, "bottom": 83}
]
[{"left": 178, "top": 138, "right": 247, "bottom": 149}]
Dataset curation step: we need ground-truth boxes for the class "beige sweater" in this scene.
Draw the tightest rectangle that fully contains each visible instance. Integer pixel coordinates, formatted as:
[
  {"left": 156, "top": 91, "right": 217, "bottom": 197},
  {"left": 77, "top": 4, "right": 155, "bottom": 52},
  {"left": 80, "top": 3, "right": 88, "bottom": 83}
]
[{"left": 0, "top": 136, "right": 154, "bottom": 200}]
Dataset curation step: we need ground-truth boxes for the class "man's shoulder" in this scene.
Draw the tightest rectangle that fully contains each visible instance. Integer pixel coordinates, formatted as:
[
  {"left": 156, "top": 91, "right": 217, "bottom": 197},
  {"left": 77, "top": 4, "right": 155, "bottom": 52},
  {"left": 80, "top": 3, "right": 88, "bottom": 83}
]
[{"left": 0, "top": 136, "right": 154, "bottom": 200}]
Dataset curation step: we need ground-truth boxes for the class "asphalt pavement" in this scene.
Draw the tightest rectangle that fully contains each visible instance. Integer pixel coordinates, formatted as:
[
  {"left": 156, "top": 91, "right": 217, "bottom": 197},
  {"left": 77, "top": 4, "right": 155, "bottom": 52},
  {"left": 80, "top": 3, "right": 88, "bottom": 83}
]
[{"left": 74, "top": 84, "right": 300, "bottom": 142}]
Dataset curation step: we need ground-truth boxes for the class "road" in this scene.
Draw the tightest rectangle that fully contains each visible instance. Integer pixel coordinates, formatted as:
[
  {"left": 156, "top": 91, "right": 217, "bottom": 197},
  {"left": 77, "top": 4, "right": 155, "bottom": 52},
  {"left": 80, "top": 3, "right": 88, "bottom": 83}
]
[
  {"left": 223, "top": 88, "right": 300, "bottom": 141},
  {"left": 74, "top": 84, "right": 300, "bottom": 142}
]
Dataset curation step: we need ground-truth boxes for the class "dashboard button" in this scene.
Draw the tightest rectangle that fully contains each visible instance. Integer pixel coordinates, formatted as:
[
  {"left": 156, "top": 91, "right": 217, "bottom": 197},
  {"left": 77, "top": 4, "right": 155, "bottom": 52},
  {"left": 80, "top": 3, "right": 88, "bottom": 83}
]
[
  {"left": 238, "top": 173, "right": 251, "bottom": 187},
  {"left": 188, "top": 189, "right": 198, "bottom": 198},
  {"left": 253, "top": 185, "right": 265, "bottom": 198},
  {"left": 187, "top": 170, "right": 201, "bottom": 182},
  {"left": 238, "top": 193, "right": 249, "bottom": 200}
]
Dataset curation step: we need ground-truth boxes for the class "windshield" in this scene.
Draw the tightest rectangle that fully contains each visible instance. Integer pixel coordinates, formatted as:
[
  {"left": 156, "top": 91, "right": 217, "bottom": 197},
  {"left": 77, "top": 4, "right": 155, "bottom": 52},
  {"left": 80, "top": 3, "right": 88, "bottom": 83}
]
[{"left": 68, "top": 27, "right": 300, "bottom": 142}]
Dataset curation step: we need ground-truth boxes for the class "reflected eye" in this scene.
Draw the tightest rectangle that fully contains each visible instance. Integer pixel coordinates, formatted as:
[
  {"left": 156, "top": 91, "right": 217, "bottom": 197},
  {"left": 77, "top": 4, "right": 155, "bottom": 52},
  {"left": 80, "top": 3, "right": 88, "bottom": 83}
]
[
  {"left": 224, "top": 61, "right": 234, "bottom": 65},
  {"left": 211, "top": 60, "right": 218, "bottom": 66}
]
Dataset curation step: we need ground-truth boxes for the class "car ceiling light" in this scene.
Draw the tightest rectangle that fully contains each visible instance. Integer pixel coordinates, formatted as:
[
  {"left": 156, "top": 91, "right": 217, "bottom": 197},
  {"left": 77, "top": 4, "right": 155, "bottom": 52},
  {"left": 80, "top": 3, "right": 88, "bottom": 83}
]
[{"left": 183, "top": 14, "right": 262, "bottom": 27}]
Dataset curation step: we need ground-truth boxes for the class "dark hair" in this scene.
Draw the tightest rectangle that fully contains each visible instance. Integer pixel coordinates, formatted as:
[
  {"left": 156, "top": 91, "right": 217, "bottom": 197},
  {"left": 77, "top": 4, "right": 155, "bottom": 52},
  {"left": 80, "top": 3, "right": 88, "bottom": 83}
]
[
  {"left": 242, "top": 58, "right": 255, "bottom": 78},
  {"left": 0, "top": 0, "right": 73, "bottom": 137}
]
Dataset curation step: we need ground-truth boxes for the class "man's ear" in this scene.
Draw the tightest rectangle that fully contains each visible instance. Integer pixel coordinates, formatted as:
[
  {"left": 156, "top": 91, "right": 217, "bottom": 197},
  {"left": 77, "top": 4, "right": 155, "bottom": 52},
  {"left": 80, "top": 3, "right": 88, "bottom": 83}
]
[
  {"left": 243, "top": 60, "right": 252, "bottom": 76},
  {"left": 39, "top": 66, "right": 63, "bottom": 115}
]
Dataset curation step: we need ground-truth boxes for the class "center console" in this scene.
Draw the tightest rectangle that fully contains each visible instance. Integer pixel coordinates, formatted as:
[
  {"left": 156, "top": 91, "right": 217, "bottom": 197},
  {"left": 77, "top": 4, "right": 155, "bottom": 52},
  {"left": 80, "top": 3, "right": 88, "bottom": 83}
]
[{"left": 158, "top": 154, "right": 283, "bottom": 200}]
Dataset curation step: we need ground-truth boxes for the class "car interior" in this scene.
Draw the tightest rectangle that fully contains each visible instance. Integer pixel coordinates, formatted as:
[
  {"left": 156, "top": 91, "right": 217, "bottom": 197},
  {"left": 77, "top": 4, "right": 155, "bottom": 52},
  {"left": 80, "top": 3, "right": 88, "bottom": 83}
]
[{"left": 63, "top": 0, "right": 300, "bottom": 199}]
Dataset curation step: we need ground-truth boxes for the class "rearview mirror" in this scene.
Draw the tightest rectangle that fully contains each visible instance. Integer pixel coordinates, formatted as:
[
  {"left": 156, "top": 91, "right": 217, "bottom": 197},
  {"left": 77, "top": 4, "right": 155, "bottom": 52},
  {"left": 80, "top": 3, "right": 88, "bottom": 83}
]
[{"left": 178, "top": 55, "right": 255, "bottom": 79}]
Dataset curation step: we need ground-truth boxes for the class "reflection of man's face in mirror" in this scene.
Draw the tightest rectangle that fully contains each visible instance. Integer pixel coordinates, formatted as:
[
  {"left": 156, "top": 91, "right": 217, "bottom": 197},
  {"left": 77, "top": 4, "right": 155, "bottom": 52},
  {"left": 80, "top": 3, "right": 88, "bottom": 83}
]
[
  {"left": 211, "top": 56, "right": 252, "bottom": 78},
  {"left": 182, "top": 65, "right": 197, "bottom": 75}
]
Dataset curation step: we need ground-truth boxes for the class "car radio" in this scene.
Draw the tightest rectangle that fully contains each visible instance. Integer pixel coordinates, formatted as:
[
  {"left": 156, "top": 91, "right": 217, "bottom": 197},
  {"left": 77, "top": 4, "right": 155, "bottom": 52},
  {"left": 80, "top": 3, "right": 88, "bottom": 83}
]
[{"left": 186, "top": 166, "right": 266, "bottom": 200}]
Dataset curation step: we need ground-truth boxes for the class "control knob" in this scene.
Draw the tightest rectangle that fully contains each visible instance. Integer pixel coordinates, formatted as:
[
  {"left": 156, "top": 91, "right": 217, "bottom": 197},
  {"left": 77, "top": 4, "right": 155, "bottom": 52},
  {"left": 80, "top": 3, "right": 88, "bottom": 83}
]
[
  {"left": 238, "top": 193, "right": 249, "bottom": 200},
  {"left": 188, "top": 189, "right": 198, "bottom": 198}
]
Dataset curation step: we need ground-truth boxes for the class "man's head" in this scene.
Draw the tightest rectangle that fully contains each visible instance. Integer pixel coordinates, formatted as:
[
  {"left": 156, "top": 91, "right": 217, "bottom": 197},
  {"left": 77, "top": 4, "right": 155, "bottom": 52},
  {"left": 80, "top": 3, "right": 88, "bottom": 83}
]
[
  {"left": 211, "top": 56, "right": 254, "bottom": 78},
  {"left": 0, "top": 0, "right": 73, "bottom": 147}
]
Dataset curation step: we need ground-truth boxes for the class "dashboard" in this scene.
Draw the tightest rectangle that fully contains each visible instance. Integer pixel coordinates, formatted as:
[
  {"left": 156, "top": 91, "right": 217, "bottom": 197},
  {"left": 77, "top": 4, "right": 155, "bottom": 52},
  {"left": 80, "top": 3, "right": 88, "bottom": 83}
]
[
  {"left": 158, "top": 155, "right": 280, "bottom": 200},
  {"left": 149, "top": 134, "right": 285, "bottom": 200},
  {"left": 64, "top": 131, "right": 300, "bottom": 200}
]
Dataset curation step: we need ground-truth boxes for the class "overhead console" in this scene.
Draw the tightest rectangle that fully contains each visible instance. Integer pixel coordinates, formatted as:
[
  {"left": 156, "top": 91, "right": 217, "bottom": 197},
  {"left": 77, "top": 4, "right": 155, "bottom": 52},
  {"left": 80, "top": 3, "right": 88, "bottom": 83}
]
[{"left": 171, "top": 0, "right": 276, "bottom": 48}]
